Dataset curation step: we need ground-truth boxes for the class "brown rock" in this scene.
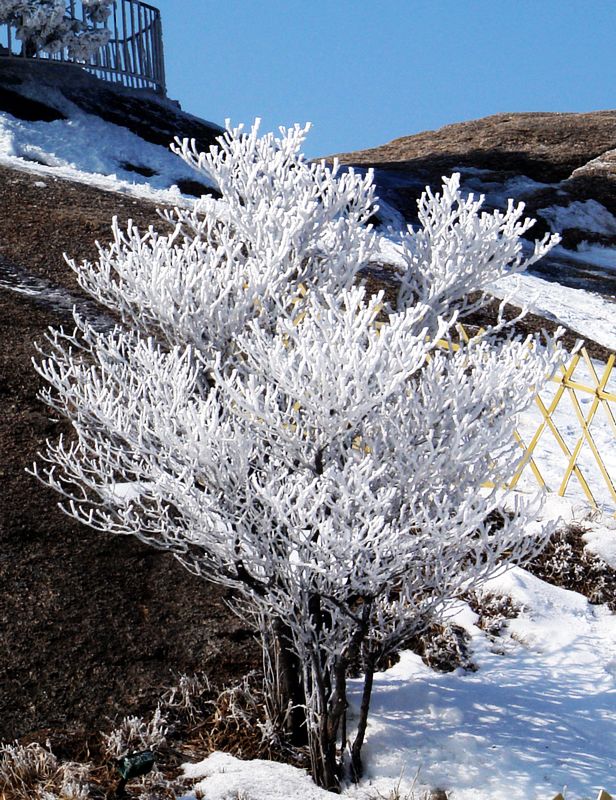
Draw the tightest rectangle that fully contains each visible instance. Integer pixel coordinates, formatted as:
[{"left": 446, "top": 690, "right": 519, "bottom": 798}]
[
  {"left": 565, "top": 147, "right": 616, "bottom": 216},
  {"left": 331, "top": 111, "right": 616, "bottom": 301},
  {"left": 331, "top": 111, "right": 616, "bottom": 184}
]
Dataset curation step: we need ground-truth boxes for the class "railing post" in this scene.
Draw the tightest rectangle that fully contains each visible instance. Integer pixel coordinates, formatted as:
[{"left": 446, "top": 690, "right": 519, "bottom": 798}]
[
  {"left": 149, "top": 7, "right": 165, "bottom": 95},
  {"left": 112, "top": 0, "right": 120, "bottom": 85}
]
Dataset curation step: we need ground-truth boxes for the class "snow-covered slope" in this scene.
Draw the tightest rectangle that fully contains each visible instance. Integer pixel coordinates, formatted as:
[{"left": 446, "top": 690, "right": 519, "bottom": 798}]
[{"left": 0, "top": 58, "right": 222, "bottom": 202}]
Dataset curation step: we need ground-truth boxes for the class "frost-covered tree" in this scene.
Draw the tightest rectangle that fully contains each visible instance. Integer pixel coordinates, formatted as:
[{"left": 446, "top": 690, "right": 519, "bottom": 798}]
[
  {"left": 0, "top": 0, "right": 113, "bottom": 59},
  {"left": 33, "top": 121, "right": 563, "bottom": 790}
]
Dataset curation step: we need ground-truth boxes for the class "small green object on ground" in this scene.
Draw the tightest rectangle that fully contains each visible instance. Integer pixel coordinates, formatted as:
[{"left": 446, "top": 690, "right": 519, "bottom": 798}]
[{"left": 117, "top": 749, "right": 155, "bottom": 780}]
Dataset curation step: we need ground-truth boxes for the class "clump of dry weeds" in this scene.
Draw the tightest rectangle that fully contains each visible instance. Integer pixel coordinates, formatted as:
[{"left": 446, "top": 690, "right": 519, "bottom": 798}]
[{"left": 527, "top": 522, "right": 616, "bottom": 608}]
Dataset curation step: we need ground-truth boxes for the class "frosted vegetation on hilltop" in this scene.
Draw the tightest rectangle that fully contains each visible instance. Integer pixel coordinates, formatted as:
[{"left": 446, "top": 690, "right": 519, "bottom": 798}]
[
  {"left": 0, "top": 0, "right": 113, "bottom": 59},
  {"left": 33, "top": 121, "right": 564, "bottom": 790}
]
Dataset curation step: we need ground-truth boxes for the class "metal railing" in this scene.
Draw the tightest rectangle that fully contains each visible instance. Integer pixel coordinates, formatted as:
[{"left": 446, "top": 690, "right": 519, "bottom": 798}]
[{"left": 0, "top": 0, "right": 166, "bottom": 95}]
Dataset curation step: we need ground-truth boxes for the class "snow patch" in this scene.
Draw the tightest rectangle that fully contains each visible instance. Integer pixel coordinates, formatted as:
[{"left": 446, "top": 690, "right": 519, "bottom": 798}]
[
  {"left": 584, "top": 523, "right": 616, "bottom": 569},
  {"left": 180, "top": 753, "right": 336, "bottom": 800},
  {"left": 489, "top": 271, "right": 616, "bottom": 352},
  {"left": 0, "top": 104, "right": 215, "bottom": 203},
  {"left": 538, "top": 199, "right": 616, "bottom": 235},
  {"left": 554, "top": 241, "right": 616, "bottom": 271}
]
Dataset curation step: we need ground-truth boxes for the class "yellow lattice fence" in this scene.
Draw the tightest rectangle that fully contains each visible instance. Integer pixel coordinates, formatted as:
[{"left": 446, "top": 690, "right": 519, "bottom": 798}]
[
  {"left": 445, "top": 327, "right": 616, "bottom": 512},
  {"left": 511, "top": 347, "right": 616, "bottom": 510}
]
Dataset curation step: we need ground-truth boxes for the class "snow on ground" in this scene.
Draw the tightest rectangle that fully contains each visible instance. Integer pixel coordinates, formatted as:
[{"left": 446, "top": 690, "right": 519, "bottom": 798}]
[
  {"left": 585, "top": 523, "right": 616, "bottom": 569},
  {"left": 347, "top": 562, "right": 616, "bottom": 800},
  {"left": 514, "top": 351, "right": 616, "bottom": 515},
  {"left": 489, "top": 271, "right": 616, "bottom": 353},
  {"left": 1, "top": 101, "right": 614, "bottom": 351},
  {"left": 538, "top": 200, "right": 616, "bottom": 237},
  {"left": 457, "top": 169, "right": 554, "bottom": 210},
  {"left": 179, "top": 499, "right": 616, "bottom": 800},
  {"left": 0, "top": 99, "right": 213, "bottom": 204},
  {"left": 552, "top": 242, "right": 616, "bottom": 272},
  {"left": 180, "top": 753, "right": 336, "bottom": 800}
]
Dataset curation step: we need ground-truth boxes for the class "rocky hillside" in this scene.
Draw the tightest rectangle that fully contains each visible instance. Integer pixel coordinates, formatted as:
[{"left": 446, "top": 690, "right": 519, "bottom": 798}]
[
  {"left": 0, "top": 165, "right": 261, "bottom": 756},
  {"left": 334, "top": 111, "right": 616, "bottom": 184},
  {"left": 333, "top": 111, "right": 616, "bottom": 298}
]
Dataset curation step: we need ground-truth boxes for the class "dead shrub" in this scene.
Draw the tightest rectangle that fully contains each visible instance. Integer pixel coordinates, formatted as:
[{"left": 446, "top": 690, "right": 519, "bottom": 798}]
[
  {"left": 527, "top": 523, "right": 616, "bottom": 609},
  {"left": 0, "top": 741, "right": 90, "bottom": 800}
]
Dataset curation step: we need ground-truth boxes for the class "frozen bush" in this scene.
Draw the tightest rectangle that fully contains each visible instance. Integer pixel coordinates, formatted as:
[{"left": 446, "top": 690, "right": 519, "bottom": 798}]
[
  {"left": 34, "top": 120, "right": 564, "bottom": 789},
  {"left": 0, "top": 0, "right": 113, "bottom": 58},
  {"left": 101, "top": 705, "right": 168, "bottom": 759},
  {"left": 161, "top": 672, "right": 212, "bottom": 725}
]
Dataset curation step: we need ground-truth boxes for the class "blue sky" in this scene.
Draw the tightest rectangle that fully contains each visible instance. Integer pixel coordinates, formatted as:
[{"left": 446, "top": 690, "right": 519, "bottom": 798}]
[{"left": 154, "top": 0, "right": 615, "bottom": 158}]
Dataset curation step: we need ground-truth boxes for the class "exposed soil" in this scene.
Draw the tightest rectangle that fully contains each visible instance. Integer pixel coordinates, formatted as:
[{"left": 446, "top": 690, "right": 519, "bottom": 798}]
[
  {"left": 0, "top": 165, "right": 259, "bottom": 753},
  {"left": 0, "top": 166, "right": 167, "bottom": 290}
]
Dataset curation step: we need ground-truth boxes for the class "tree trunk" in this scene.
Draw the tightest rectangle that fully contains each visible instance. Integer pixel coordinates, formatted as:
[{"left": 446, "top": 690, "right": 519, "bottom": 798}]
[
  {"left": 319, "top": 658, "right": 348, "bottom": 791},
  {"left": 22, "top": 38, "right": 37, "bottom": 58},
  {"left": 272, "top": 619, "right": 308, "bottom": 746},
  {"left": 350, "top": 655, "right": 376, "bottom": 781}
]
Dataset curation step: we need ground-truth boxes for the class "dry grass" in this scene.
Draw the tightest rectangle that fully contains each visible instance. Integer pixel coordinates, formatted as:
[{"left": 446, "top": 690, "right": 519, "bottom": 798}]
[
  {"left": 527, "top": 522, "right": 616, "bottom": 609},
  {"left": 0, "top": 671, "right": 283, "bottom": 799},
  {"left": 0, "top": 741, "right": 90, "bottom": 800}
]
